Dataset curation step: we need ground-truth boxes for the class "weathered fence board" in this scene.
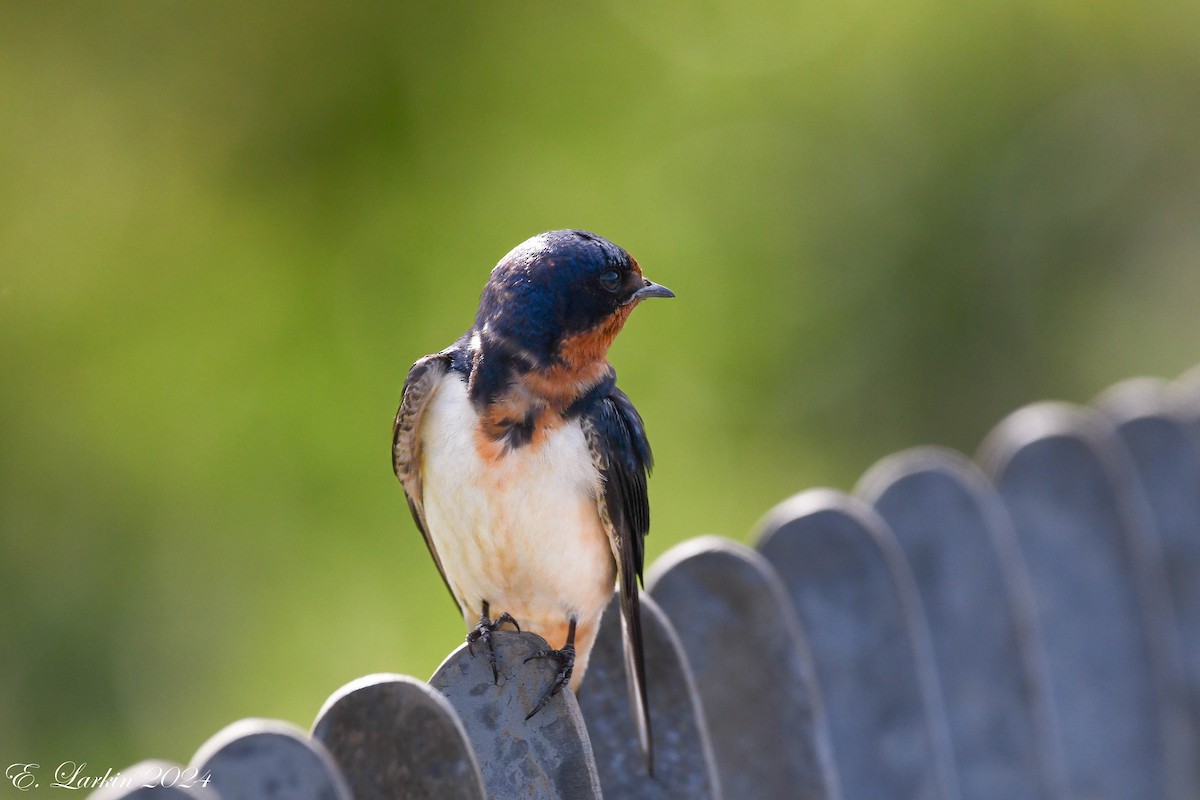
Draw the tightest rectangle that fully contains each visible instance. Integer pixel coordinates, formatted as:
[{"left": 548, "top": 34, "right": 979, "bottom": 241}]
[
  {"left": 1178, "top": 365, "right": 1200, "bottom": 438},
  {"left": 647, "top": 536, "right": 838, "bottom": 800},
  {"left": 757, "top": 489, "right": 960, "bottom": 800},
  {"left": 88, "top": 760, "right": 219, "bottom": 800},
  {"left": 577, "top": 592, "right": 722, "bottom": 800},
  {"left": 93, "top": 364, "right": 1200, "bottom": 800},
  {"left": 190, "top": 718, "right": 352, "bottom": 800},
  {"left": 858, "top": 447, "right": 1068, "bottom": 800},
  {"left": 1097, "top": 378, "right": 1200, "bottom": 795},
  {"left": 978, "top": 403, "right": 1178, "bottom": 800},
  {"left": 429, "top": 632, "right": 603, "bottom": 800},
  {"left": 311, "top": 673, "right": 485, "bottom": 800}
]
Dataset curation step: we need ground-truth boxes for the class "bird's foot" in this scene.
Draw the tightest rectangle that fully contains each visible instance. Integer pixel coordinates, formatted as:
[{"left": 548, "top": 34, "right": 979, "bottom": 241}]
[
  {"left": 524, "top": 641, "right": 575, "bottom": 720},
  {"left": 466, "top": 602, "right": 520, "bottom": 684}
]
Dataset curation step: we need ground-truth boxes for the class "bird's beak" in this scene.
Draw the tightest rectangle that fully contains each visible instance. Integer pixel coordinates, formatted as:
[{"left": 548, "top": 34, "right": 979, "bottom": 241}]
[{"left": 632, "top": 279, "right": 675, "bottom": 302}]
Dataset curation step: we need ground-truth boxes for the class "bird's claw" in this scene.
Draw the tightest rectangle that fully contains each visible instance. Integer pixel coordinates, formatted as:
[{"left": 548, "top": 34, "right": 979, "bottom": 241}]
[
  {"left": 466, "top": 606, "right": 520, "bottom": 684},
  {"left": 524, "top": 643, "right": 575, "bottom": 720}
]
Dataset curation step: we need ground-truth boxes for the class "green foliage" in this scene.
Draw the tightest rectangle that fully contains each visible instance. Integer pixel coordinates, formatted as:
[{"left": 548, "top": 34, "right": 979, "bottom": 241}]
[{"left": 3, "top": 0, "right": 1199, "bottom": 767}]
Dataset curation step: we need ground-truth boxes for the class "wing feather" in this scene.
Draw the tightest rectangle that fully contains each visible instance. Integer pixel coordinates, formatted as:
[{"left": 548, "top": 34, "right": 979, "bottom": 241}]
[
  {"left": 392, "top": 352, "right": 456, "bottom": 604},
  {"left": 583, "top": 387, "right": 655, "bottom": 771}
]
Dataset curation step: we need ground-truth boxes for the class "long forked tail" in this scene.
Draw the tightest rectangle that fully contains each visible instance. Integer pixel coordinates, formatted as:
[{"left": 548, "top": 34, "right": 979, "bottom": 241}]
[{"left": 620, "top": 583, "right": 654, "bottom": 776}]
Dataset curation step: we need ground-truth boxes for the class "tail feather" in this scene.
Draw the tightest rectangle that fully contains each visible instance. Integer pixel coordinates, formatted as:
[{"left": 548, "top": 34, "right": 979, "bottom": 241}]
[{"left": 620, "top": 584, "right": 654, "bottom": 775}]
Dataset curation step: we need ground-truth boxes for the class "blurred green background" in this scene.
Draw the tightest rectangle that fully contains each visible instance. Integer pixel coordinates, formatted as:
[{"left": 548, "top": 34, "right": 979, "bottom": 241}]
[{"left": 3, "top": 0, "right": 1199, "bottom": 770}]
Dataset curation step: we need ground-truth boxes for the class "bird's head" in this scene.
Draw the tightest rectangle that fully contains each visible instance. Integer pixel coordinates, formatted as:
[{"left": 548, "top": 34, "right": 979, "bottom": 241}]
[{"left": 474, "top": 230, "right": 674, "bottom": 370}]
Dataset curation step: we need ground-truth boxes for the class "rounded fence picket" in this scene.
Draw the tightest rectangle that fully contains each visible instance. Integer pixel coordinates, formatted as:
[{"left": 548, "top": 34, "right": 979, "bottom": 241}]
[{"left": 94, "top": 364, "right": 1200, "bottom": 800}]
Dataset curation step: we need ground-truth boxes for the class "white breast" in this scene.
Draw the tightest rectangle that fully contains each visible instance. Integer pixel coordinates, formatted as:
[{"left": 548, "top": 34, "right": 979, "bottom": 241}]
[{"left": 418, "top": 375, "right": 617, "bottom": 637}]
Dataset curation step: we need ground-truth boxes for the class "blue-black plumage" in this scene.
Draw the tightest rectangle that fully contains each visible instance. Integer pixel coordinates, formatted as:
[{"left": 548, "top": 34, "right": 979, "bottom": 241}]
[{"left": 392, "top": 229, "right": 672, "bottom": 773}]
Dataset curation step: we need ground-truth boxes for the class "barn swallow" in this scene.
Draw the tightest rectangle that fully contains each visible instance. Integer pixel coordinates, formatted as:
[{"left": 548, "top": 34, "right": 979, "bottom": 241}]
[{"left": 392, "top": 229, "right": 671, "bottom": 767}]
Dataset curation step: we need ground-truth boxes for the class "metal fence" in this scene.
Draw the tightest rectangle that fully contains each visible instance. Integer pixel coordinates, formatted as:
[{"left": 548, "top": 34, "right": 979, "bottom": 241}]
[{"left": 91, "top": 366, "right": 1200, "bottom": 800}]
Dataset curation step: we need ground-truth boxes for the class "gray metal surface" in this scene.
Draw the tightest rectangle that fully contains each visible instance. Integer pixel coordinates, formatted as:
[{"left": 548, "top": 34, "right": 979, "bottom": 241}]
[
  {"left": 1097, "top": 378, "right": 1200, "bottom": 796},
  {"left": 577, "top": 591, "right": 722, "bottom": 800},
  {"left": 191, "top": 718, "right": 351, "bottom": 800},
  {"left": 646, "top": 536, "right": 838, "bottom": 800},
  {"left": 859, "top": 448, "right": 1067, "bottom": 800},
  {"left": 1178, "top": 364, "right": 1200, "bottom": 438},
  {"left": 429, "top": 631, "right": 602, "bottom": 800},
  {"left": 978, "top": 402, "right": 1174, "bottom": 800},
  {"left": 756, "top": 489, "right": 960, "bottom": 800},
  {"left": 311, "top": 672, "right": 485, "bottom": 800},
  {"left": 87, "top": 760, "right": 220, "bottom": 800}
]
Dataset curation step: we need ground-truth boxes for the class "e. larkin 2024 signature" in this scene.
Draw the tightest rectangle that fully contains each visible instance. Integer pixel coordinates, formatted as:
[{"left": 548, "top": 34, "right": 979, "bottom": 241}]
[{"left": 6, "top": 761, "right": 212, "bottom": 792}]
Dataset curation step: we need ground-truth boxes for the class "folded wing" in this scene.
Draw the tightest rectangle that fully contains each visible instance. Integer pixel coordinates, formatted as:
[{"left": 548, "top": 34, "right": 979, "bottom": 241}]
[
  {"left": 392, "top": 352, "right": 455, "bottom": 603},
  {"left": 582, "top": 386, "right": 655, "bottom": 770}
]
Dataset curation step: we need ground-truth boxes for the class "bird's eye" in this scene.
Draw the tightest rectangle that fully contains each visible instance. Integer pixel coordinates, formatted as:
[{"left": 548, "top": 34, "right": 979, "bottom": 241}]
[{"left": 598, "top": 270, "right": 621, "bottom": 292}]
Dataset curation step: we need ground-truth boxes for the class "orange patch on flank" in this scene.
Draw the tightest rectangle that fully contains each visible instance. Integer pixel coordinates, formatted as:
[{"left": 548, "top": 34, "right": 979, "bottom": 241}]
[
  {"left": 473, "top": 391, "right": 568, "bottom": 462},
  {"left": 476, "top": 390, "right": 530, "bottom": 443},
  {"left": 491, "top": 514, "right": 520, "bottom": 597},
  {"left": 472, "top": 428, "right": 506, "bottom": 465},
  {"left": 516, "top": 618, "right": 599, "bottom": 689},
  {"left": 538, "top": 619, "right": 573, "bottom": 651},
  {"left": 536, "top": 615, "right": 595, "bottom": 653},
  {"left": 569, "top": 620, "right": 598, "bottom": 689}
]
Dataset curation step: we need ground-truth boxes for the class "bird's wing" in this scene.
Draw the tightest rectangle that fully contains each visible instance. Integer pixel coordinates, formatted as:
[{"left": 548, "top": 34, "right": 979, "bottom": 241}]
[
  {"left": 392, "top": 352, "right": 457, "bottom": 604},
  {"left": 582, "top": 386, "right": 654, "bottom": 769}
]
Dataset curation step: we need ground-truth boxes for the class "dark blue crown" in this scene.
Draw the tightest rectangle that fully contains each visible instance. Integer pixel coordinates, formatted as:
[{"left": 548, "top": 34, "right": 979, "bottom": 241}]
[{"left": 475, "top": 230, "right": 636, "bottom": 363}]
